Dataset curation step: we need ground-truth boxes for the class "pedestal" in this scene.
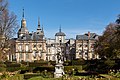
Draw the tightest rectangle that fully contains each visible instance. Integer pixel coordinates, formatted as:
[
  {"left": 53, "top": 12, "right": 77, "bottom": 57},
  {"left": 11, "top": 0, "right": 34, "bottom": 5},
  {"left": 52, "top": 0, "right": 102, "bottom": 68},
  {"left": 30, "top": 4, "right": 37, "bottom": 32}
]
[{"left": 54, "top": 63, "right": 64, "bottom": 78}]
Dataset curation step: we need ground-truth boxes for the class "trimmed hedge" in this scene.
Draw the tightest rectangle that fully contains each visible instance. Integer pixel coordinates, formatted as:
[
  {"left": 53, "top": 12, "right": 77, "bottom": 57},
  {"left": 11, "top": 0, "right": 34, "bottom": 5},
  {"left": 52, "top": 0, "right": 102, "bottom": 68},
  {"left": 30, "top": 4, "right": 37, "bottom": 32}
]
[
  {"left": 6, "top": 67, "right": 21, "bottom": 72},
  {"left": 33, "top": 66, "right": 54, "bottom": 73},
  {"left": 71, "top": 59, "right": 85, "bottom": 65},
  {"left": 49, "top": 61, "right": 56, "bottom": 66},
  {"left": 64, "top": 66, "right": 82, "bottom": 73},
  {"left": 63, "top": 60, "right": 71, "bottom": 66},
  {"left": 5, "top": 63, "right": 21, "bottom": 67},
  {"left": 24, "top": 73, "right": 41, "bottom": 79},
  {"left": 29, "top": 61, "right": 49, "bottom": 67}
]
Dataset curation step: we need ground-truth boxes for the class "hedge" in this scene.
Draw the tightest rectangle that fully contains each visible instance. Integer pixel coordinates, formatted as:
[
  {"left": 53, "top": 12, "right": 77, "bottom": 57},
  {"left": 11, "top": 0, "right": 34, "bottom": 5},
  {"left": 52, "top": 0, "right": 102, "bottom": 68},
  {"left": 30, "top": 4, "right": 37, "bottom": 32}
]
[
  {"left": 0, "top": 67, "right": 6, "bottom": 72},
  {"left": 24, "top": 73, "right": 41, "bottom": 79},
  {"left": 0, "top": 63, "right": 6, "bottom": 67},
  {"left": 5, "top": 63, "right": 21, "bottom": 67},
  {"left": 29, "top": 61, "right": 49, "bottom": 67},
  {"left": 64, "top": 66, "right": 82, "bottom": 73},
  {"left": 6, "top": 67, "right": 22, "bottom": 72},
  {"left": 71, "top": 59, "right": 85, "bottom": 65},
  {"left": 33, "top": 66, "right": 54, "bottom": 73},
  {"left": 0, "top": 62, "right": 6, "bottom": 72}
]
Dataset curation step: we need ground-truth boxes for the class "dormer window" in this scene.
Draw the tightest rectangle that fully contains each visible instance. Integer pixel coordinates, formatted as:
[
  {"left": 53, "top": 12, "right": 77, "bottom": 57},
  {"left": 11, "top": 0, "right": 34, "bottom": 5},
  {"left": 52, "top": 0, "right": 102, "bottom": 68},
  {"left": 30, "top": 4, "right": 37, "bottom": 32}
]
[
  {"left": 59, "top": 40, "right": 61, "bottom": 43},
  {"left": 39, "top": 44, "right": 42, "bottom": 48},
  {"left": 33, "top": 44, "right": 36, "bottom": 48},
  {"left": 37, "top": 32, "right": 39, "bottom": 34}
]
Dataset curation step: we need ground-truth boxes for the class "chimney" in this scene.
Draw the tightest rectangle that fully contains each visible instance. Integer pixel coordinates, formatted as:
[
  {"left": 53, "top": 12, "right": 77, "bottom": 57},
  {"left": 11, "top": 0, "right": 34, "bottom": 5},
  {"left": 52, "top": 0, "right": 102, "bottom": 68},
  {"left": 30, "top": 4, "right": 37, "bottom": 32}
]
[{"left": 88, "top": 31, "right": 90, "bottom": 39}]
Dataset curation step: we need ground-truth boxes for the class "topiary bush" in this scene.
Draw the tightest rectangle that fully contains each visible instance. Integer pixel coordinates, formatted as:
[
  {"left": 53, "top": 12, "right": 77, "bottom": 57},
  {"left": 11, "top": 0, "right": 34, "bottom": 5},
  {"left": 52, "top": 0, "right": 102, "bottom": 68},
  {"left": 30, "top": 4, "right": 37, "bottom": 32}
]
[
  {"left": 64, "top": 66, "right": 82, "bottom": 75},
  {"left": 24, "top": 73, "right": 41, "bottom": 79},
  {"left": 71, "top": 59, "right": 85, "bottom": 65},
  {"left": 5, "top": 63, "right": 21, "bottom": 67},
  {"left": 33, "top": 66, "right": 54, "bottom": 73},
  {"left": 29, "top": 61, "right": 49, "bottom": 67}
]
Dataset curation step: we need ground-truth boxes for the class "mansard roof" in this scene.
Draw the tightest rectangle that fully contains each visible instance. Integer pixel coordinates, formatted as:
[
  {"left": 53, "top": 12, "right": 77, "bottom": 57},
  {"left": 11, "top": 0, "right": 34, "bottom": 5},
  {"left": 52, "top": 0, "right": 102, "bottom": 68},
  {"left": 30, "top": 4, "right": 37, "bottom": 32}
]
[
  {"left": 17, "top": 32, "right": 44, "bottom": 41},
  {"left": 76, "top": 33, "right": 98, "bottom": 40},
  {"left": 55, "top": 32, "right": 66, "bottom": 36},
  {"left": 18, "top": 27, "right": 28, "bottom": 34},
  {"left": 55, "top": 27, "right": 66, "bottom": 36}
]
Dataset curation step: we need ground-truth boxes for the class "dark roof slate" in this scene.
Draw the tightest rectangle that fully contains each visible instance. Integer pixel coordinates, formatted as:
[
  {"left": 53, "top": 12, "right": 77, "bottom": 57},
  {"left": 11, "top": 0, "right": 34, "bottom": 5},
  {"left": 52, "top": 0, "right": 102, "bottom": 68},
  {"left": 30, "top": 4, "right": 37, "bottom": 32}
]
[
  {"left": 76, "top": 33, "right": 97, "bottom": 40},
  {"left": 55, "top": 32, "right": 66, "bottom": 36}
]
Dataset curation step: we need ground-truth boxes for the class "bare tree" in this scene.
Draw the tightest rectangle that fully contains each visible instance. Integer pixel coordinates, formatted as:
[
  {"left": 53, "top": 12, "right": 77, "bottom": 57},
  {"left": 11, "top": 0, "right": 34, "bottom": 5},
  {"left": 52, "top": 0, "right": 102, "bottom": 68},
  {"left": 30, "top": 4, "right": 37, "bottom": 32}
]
[{"left": 0, "top": 0, "right": 18, "bottom": 61}]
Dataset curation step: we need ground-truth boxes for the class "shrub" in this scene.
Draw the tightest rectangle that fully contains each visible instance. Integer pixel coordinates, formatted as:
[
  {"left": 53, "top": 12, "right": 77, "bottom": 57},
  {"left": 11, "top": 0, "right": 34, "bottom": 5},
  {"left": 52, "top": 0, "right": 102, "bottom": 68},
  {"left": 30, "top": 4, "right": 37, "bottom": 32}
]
[
  {"left": 29, "top": 61, "right": 49, "bottom": 67},
  {"left": 63, "top": 60, "right": 71, "bottom": 66},
  {"left": 105, "top": 59, "right": 115, "bottom": 69},
  {"left": 24, "top": 73, "right": 41, "bottom": 79},
  {"left": 71, "top": 59, "right": 85, "bottom": 65},
  {"left": 5, "top": 63, "right": 21, "bottom": 67},
  {"left": 6, "top": 67, "right": 22, "bottom": 72},
  {"left": 0, "top": 62, "right": 6, "bottom": 72},
  {"left": 33, "top": 66, "right": 54, "bottom": 73},
  {"left": 49, "top": 61, "right": 56, "bottom": 66},
  {"left": 64, "top": 66, "right": 82, "bottom": 74},
  {"left": 0, "top": 63, "right": 6, "bottom": 67},
  {"left": 0, "top": 67, "right": 6, "bottom": 72}
]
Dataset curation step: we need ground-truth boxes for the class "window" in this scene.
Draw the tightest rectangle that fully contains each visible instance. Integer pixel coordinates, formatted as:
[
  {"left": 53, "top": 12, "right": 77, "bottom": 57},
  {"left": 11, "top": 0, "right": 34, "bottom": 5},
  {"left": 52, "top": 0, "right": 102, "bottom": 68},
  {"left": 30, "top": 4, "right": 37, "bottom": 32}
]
[
  {"left": 26, "top": 53, "right": 29, "bottom": 59},
  {"left": 26, "top": 45, "right": 29, "bottom": 52},
  {"left": 20, "top": 53, "right": 23, "bottom": 58},
  {"left": 39, "top": 44, "right": 42, "bottom": 48},
  {"left": 33, "top": 51, "right": 37, "bottom": 58},
  {"left": 91, "top": 44, "right": 94, "bottom": 48},
  {"left": 92, "top": 54, "right": 95, "bottom": 58},
  {"left": 33, "top": 44, "right": 36, "bottom": 48},
  {"left": 79, "top": 44, "right": 82, "bottom": 47},
  {"left": 79, "top": 50, "right": 82, "bottom": 55},
  {"left": 85, "top": 45, "right": 87, "bottom": 47},
  {"left": 49, "top": 49, "right": 50, "bottom": 53},
  {"left": 19, "top": 45, "right": 22, "bottom": 51},
  {"left": 59, "top": 40, "right": 62, "bottom": 43},
  {"left": 51, "top": 44, "right": 53, "bottom": 46},
  {"left": 52, "top": 56, "right": 55, "bottom": 60}
]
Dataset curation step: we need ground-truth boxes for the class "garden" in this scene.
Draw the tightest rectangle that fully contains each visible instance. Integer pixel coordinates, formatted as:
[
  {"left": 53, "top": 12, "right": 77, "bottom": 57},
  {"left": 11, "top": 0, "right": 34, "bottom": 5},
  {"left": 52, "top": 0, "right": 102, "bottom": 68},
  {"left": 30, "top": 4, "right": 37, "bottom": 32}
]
[{"left": 0, "top": 59, "right": 120, "bottom": 80}]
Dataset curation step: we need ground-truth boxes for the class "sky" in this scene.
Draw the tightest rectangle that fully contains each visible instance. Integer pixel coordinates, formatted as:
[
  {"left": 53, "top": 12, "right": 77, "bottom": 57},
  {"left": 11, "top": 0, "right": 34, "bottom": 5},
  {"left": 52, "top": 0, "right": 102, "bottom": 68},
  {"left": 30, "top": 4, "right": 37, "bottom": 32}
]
[{"left": 8, "top": 0, "right": 120, "bottom": 39}]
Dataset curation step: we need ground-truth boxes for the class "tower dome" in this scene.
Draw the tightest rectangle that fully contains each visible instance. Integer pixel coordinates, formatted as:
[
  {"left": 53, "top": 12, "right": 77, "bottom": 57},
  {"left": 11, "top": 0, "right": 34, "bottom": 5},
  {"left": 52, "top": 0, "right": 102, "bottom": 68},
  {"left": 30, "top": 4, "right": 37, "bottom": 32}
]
[{"left": 55, "top": 27, "right": 65, "bottom": 36}]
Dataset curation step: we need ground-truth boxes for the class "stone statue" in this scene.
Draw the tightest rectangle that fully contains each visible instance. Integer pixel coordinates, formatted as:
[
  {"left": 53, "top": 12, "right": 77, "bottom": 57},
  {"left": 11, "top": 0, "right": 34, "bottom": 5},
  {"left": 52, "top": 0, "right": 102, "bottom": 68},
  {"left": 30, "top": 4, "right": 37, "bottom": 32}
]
[
  {"left": 57, "top": 52, "right": 61, "bottom": 63},
  {"left": 54, "top": 45, "right": 64, "bottom": 78}
]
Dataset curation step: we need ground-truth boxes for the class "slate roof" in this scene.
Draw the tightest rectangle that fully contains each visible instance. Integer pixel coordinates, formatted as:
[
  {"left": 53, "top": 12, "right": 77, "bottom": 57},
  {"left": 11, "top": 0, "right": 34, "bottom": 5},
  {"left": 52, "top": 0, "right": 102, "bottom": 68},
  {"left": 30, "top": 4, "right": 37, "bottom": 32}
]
[
  {"left": 76, "top": 33, "right": 98, "bottom": 40},
  {"left": 55, "top": 32, "right": 66, "bottom": 36},
  {"left": 17, "top": 32, "right": 44, "bottom": 41},
  {"left": 18, "top": 27, "right": 28, "bottom": 33}
]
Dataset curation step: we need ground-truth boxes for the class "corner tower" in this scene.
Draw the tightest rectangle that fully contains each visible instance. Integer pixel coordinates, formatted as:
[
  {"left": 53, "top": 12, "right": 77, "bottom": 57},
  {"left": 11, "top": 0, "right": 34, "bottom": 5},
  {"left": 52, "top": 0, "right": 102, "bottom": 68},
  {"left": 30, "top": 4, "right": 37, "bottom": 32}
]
[
  {"left": 18, "top": 9, "right": 28, "bottom": 38},
  {"left": 36, "top": 17, "right": 44, "bottom": 39},
  {"left": 55, "top": 26, "right": 66, "bottom": 43}
]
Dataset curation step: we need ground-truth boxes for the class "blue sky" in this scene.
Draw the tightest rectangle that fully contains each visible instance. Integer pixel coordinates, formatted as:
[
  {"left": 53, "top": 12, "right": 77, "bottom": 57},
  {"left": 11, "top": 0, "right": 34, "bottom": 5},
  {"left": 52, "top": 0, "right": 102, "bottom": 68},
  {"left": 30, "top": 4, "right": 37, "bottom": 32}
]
[{"left": 8, "top": 0, "right": 120, "bottom": 38}]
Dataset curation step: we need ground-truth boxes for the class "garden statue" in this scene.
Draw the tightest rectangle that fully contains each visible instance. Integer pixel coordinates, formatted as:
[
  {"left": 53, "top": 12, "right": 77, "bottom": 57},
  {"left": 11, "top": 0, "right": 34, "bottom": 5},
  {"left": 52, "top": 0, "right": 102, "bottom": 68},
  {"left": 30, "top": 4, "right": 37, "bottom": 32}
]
[{"left": 54, "top": 46, "right": 64, "bottom": 78}]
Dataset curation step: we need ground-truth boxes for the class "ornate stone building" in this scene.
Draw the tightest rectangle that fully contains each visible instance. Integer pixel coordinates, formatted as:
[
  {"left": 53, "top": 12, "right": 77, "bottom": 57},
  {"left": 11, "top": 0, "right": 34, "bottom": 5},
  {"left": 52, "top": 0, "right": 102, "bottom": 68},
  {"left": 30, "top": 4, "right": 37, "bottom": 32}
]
[
  {"left": 10, "top": 10, "right": 46, "bottom": 62},
  {"left": 7, "top": 10, "right": 100, "bottom": 62},
  {"left": 75, "top": 32, "right": 99, "bottom": 60},
  {"left": 46, "top": 28, "right": 75, "bottom": 61}
]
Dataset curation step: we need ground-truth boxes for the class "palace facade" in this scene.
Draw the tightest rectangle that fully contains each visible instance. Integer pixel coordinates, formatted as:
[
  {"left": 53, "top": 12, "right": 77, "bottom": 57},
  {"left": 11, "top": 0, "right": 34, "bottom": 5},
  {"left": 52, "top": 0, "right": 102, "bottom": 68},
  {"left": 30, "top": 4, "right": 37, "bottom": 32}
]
[{"left": 8, "top": 10, "right": 99, "bottom": 62}]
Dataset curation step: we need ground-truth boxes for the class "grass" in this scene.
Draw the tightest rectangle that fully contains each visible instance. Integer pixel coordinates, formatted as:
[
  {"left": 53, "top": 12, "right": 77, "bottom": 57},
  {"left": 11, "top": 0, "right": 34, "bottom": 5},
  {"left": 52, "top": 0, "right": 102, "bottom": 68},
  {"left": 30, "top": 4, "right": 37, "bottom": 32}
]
[
  {"left": 28, "top": 75, "right": 120, "bottom": 80},
  {"left": 28, "top": 76, "right": 62, "bottom": 80},
  {"left": 0, "top": 74, "right": 24, "bottom": 80}
]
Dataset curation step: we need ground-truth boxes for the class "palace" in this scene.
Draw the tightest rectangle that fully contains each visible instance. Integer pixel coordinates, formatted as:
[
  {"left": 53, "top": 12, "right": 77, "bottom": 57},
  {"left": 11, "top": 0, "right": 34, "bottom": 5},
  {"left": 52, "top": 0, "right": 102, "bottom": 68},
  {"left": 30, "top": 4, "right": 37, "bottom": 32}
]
[{"left": 8, "top": 10, "right": 99, "bottom": 62}]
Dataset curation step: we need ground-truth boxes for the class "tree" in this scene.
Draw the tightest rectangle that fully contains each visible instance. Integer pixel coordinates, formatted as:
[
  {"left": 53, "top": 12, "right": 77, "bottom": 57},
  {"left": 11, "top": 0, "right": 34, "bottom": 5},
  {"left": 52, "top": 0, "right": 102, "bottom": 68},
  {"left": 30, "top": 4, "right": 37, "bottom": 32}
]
[
  {"left": 95, "top": 15, "right": 120, "bottom": 59},
  {"left": 0, "top": 0, "right": 18, "bottom": 61}
]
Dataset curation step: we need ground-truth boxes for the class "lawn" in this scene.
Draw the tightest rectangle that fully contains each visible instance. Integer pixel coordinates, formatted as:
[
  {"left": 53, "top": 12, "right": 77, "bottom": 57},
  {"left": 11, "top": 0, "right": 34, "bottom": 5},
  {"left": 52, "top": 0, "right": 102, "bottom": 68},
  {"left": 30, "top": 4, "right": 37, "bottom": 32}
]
[
  {"left": 28, "top": 75, "right": 120, "bottom": 80},
  {"left": 28, "top": 76, "right": 62, "bottom": 80}
]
